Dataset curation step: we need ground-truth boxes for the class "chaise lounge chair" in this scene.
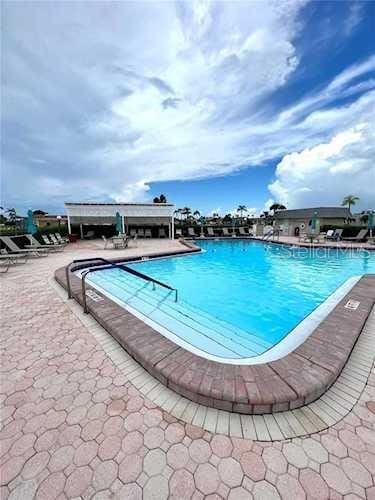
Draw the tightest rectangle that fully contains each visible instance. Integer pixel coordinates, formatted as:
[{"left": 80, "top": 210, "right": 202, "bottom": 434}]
[
  {"left": 144, "top": 228, "right": 152, "bottom": 238},
  {"left": 238, "top": 227, "right": 248, "bottom": 236},
  {"left": 83, "top": 230, "right": 95, "bottom": 239},
  {"left": 26, "top": 235, "right": 63, "bottom": 252},
  {"left": 48, "top": 234, "right": 68, "bottom": 247},
  {"left": 206, "top": 227, "right": 215, "bottom": 237},
  {"left": 158, "top": 227, "right": 167, "bottom": 238},
  {"left": 222, "top": 227, "right": 231, "bottom": 237},
  {"left": 1, "top": 248, "right": 29, "bottom": 264},
  {"left": 130, "top": 229, "right": 137, "bottom": 237},
  {"left": 342, "top": 229, "right": 368, "bottom": 242},
  {"left": 187, "top": 227, "right": 196, "bottom": 237},
  {"left": 0, "top": 257, "right": 11, "bottom": 273},
  {"left": 326, "top": 229, "right": 343, "bottom": 241},
  {"left": 54, "top": 233, "right": 69, "bottom": 244},
  {"left": 0, "top": 236, "right": 48, "bottom": 257},
  {"left": 137, "top": 228, "right": 145, "bottom": 238}
]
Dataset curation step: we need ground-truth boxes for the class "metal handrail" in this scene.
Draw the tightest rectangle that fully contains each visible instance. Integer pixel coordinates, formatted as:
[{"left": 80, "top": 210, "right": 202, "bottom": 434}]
[
  {"left": 262, "top": 228, "right": 280, "bottom": 241},
  {"left": 65, "top": 257, "right": 178, "bottom": 313}
]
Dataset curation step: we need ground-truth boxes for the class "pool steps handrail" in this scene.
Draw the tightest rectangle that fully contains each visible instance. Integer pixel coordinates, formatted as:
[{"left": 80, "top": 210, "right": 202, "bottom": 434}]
[
  {"left": 65, "top": 258, "right": 178, "bottom": 311},
  {"left": 263, "top": 228, "right": 280, "bottom": 241}
]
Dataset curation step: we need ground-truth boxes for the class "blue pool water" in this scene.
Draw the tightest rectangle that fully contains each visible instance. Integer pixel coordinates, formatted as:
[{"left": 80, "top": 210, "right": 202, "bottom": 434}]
[{"left": 86, "top": 240, "right": 375, "bottom": 360}]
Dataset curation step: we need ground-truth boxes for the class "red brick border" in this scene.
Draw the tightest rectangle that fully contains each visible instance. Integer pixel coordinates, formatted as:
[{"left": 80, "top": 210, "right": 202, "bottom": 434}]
[{"left": 55, "top": 256, "right": 375, "bottom": 415}]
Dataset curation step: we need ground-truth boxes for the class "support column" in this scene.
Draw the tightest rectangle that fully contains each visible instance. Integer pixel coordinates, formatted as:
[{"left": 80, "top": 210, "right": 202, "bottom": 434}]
[
  {"left": 122, "top": 216, "right": 125, "bottom": 234},
  {"left": 171, "top": 214, "right": 175, "bottom": 240},
  {"left": 80, "top": 224, "right": 83, "bottom": 239},
  {"left": 67, "top": 215, "right": 71, "bottom": 235}
]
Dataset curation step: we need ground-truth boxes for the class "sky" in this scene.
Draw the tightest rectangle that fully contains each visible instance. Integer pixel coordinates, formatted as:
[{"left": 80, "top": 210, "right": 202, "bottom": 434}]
[{"left": 1, "top": 0, "right": 375, "bottom": 216}]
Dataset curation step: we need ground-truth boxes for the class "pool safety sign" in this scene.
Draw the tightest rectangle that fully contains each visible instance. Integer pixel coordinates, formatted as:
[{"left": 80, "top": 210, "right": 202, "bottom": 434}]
[{"left": 344, "top": 299, "right": 360, "bottom": 310}]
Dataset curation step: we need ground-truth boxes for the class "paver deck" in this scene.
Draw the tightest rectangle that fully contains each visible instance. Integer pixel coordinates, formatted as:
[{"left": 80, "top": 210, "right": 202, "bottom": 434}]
[{"left": 1, "top": 239, "right": 374, "bottom": 499}]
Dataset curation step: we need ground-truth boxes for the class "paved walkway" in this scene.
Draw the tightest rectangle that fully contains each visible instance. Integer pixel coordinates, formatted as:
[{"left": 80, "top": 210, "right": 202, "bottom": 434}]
[{"left": 1, "top": 240, "right": 374, "bottom": 499}]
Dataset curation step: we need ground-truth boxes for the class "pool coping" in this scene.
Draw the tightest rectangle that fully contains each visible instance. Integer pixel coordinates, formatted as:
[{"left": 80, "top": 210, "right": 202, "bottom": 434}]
[{"left": 54, "top": 243, "right": 375, "bottom": 415}]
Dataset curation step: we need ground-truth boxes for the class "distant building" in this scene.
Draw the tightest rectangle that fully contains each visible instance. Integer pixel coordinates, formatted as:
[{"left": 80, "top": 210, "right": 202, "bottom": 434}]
[
  {"left": 65, "top": 202, "right": 175, "bottom": 239},
  {"left": 34, "top": 214, "right": 68, "bottom": 229},
  {"left": 273, "top": 207, "right": 352, "bottom": 236}
]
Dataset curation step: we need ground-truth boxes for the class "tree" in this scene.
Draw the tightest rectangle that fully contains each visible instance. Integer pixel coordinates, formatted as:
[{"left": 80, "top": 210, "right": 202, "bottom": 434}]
[
  {"left": 269, "top": 203, "right": 286, "bottom": 212},
  {"left": 193, "top": 210, "right": 200, "bottom": 220},
  {"left": 341, "top": 195, "right": 359, "bottom": 213},
  {"left": 360, "top": 214, "right": 369, "bottom": 224},
  {"left": 182, "top": 207, "right": 192, "bottom": 220},
  {"left": 237, "top": 205, "right": 247, "bottom": 219},
  {"left": 153, "top": 194, "right": 167, "bottom": 203},
  {"left": 33, "top": 209, "right": 47, "bottom": 215},
  {"left": 6, "top": 208, "right": 17, "bottom": 224},
  {"left": 223, "top": 214, "right": 232, "bottom": 223},
  {"left": 175, "top": 208, "right": 183, "bottom": 221}
]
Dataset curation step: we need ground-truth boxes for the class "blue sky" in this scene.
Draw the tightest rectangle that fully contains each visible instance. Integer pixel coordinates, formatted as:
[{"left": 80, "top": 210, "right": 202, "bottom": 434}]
[{"left": 2, "top": 1, "right": 375, "bottom": 216}]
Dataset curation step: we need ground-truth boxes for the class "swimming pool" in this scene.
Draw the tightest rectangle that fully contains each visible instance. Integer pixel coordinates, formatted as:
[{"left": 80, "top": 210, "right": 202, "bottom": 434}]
[{"left": 84, "top": 240, "right": 375, "bottom": 363}]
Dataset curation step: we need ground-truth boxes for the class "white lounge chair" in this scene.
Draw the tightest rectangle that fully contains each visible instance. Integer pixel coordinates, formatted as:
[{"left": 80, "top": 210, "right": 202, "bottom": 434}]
[
  {"left": 138, "top": 228, "right": 145, "bottom": 238},
  {"left": 49, "top": 233, "right": 67, "bottom": 246},
  {"left": 342, "top": 229, "right": 368, "bottom": 242},
  {"left": 187, "top": 227, "right": 196, "bottom": 237},
  {"left": 102, "top": 235, "right": 109, "bottom": 249},
  {"left": 0, "top": 257, "right": 10, "bottom": 273},
  {"left": 158, "top": 227, "right": 167, "bottom": 238},
  {"left": 54, "top": 233, "right": 69, "bottom": 243},
  {"left": 0, "top": 236, "right": 48, "bottom": 257},
  {"left": 222, "top": 227, "right": 231, "bottom": 237},
  {"left": 206, "top": 227, "right": 215, "bottom": 237},
  {"left": 144, "top": 229, "right": 152, "bottom": 238},
  {"left": 326, "top": 229, "right": 343, "bottom": 241},
  {"left": 27, "top": 235, "right": 63, "bottom": 252},
  {"left": 1, "top": 248, "right": 28, "bottom": 264}
]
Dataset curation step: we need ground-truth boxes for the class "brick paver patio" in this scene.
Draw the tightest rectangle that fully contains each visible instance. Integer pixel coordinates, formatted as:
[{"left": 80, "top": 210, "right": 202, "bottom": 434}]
[{"left": 1, "top": 240, "right": 374, "bottom": 499}]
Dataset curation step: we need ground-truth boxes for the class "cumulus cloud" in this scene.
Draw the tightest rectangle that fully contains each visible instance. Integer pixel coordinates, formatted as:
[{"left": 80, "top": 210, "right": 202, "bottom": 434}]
[
  {"left": 1, "top": 0, "right": 373, "bottom": 212},
  {"left": 269, "top": 123, "right": 375, "bottom": 210}
]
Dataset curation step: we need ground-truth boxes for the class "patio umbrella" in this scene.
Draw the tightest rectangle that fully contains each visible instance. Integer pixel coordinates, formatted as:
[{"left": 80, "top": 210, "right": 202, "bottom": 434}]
[
  {"left": 115, "top": 212, "right": 122, "bottom": 234},
  {"left": 310, "top": 211, "right": 319, "bottom": 234},
  {"left": 26, "top": 209, "right": 37, "bottom": 235},
  {"left": 368, "top": 211, "right": 374, "bottom": 239}
]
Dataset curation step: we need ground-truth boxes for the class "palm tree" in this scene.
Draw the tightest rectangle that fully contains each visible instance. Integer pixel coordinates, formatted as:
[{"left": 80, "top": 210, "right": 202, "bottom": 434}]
[
  {"left": 237, "top": 205, "right": 247, "bottom": 219},
  {"left": 341, "top": 195, "right": 359, "bottom": 213},
  {"left": 182, "top": 207, "right": 192, "bottom": 220},
  {"left": 269, "top": 203, "right": 286, "bottom": 212},
  {"left": 193, "top": 210, "right": 200, "bottom": 220},
  {"left": 159, "top": 194, "right": 167, "bottom": 203},
  {"left": 6, "top": 208, "right": 17, "bottom": 224}
]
